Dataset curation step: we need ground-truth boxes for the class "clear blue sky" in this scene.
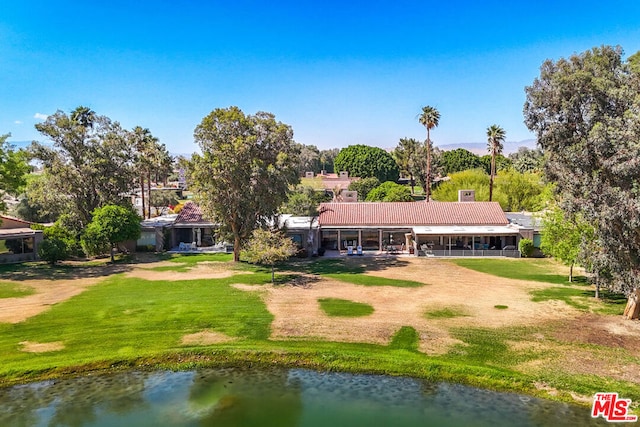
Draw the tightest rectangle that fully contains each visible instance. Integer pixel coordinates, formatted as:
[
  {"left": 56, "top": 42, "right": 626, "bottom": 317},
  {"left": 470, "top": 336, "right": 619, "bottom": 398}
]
[{"left": 2, "top": 1, "right": 640, "bottom": 153}]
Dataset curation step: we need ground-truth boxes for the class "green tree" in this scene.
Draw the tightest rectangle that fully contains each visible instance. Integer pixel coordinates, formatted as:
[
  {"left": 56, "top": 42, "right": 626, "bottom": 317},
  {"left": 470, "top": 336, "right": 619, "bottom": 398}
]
[
  {"left": 432, "top": 169, "right": 490, "bottom": 202},
  {"left": 319, "top": 148, "right": 339, "bottom": 173},
  {"left": 508, "top": 147, "right": 544, "bottom": 173},
  {"left": 149, "top": 190, "right": 179, "bottom": 216},
  {"left": 494, "top": 170, "right": 546, "bottom": 212},
  {"left": 242, "top": 229, "right": 298, "bottom": 283},
  {"left": 439, "top": 148, "right": 482, "bottom": 175},
  {"left": 32, "top": 107, "right": 136, "bottom": 225},
  {"left": 0, "top": 133, "right": 30, "bottom": 213},
  {"left": 38, "top": 238, "right": 69, "bottom": 265},
  {"left": 347, "top": 177, "right": 380, "bottom": 201},
  {"left": 296, "top": 144, "right": 321, "bottom": 175},
  {"left": 333, "top": 144, "right": 399, "bottom": 183},
  {"left": 82, "top": 204, "right": 141, "bottom": 262},
  {"left": 524, "top": 45, "right": 640, "bottom": 300},
  {"left": 418, "top": 105, "right": 440, "bottom": 201},
  {"left": 486, "top": 124, "right": 506, "bottom": 202},
  {"left": 281, "top": 186, "right": 331, "bottom": 216},
  {"left": 191, "top": 107, "right": 299, "bottom": 261},
  {"left": 365, "top": 181, "right": 414, "bottom": 202},
  {"left": 393, "top": 138, "right": 420, "bottom": 193},
  {"left": 540, "top": 206, "right": 594, "bottom": 282},
  {"left": 518, "top": 238, "right": 535, "bottom": 258}
]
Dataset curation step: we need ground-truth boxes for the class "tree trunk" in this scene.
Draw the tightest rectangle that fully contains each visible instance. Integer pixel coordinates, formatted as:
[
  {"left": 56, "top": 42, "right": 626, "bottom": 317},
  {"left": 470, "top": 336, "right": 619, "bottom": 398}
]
[
  {"left": 569, "top": 262, "right": 574, "bottom": 283},
  {"left": 140, "top": 175, "right": 146, "bottom": 219},
  {"left": 595, "top": 279, "right": 600, "bottom": 299},
  {"left": 110, "top": 244, "right": 115, "bottom": 263},
  {"left": 623, "top": 288, "right": 640, "bottom": 320},
  {"left": 489, "top": 153, "right": 496, "bottom": 202},
  {"left": 410, "top": 173, "right": 415, "bottom": 194},
  {"left": 233, "top": 234, "right": 241, "bottom": 262},
  {"left": 147, "top": 171, "right": 152, "bottom": 219},
  {"left": 426, "top": 130, "right": 431, "bottom": 202}
]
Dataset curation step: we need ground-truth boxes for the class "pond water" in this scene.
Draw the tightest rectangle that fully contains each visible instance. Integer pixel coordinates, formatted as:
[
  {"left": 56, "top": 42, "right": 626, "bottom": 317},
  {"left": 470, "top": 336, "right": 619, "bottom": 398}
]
[{"left": 0, "top": 368, "right": 609, "bottom": 427}]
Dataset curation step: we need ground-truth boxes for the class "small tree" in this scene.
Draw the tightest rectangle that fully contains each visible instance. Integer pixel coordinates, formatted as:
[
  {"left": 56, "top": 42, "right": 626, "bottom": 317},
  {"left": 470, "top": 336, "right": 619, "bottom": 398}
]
[
  {"left": 242, "top": 229, "right": 298, "bottom": 284},
  {"left": 518, "top": 238, "right": 535, "bottom": 258},
  {"left": 83, "top": 205, "right": 141, "bottom": 262},
  {"left": 38, "top": 238, "right": 69, "bottom": 265}
]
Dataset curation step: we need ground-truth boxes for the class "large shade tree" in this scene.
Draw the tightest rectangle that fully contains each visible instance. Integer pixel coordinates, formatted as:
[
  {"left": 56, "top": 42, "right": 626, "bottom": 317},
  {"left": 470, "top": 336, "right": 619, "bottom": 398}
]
[
  {"left": 486, "top": 124, "right": 506, "bottom": 202},
  {"left": 418, "top": 105, "right": 440, "bottom": 201},
  {"left": 333, "top": 144, "right": 399, "bottom": 183},
  {"left": 524, "top": 45, "right": 640, "bottom": 309},
  {"left": 32, "top": 107, "right": 135, "bottom": 225},
  {"left": 191, "top": 106, "right": 300, "bottom": 261}
]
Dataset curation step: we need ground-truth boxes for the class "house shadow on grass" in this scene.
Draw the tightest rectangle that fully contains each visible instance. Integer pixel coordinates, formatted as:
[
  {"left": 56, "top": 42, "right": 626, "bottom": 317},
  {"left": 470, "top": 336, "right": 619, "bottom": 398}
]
[
  {"left": 282, "top": 256, "right": 410, "bottom": 276},
  {"left": 0, "top": 259, "right": 134, "bottom": 282}
]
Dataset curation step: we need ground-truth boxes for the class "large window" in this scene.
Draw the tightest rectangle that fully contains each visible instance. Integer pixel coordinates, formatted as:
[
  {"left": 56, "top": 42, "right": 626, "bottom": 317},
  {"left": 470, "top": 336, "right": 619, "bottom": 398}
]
[
  {"left": 321, "top": 231, "right": 338, "bottom": 250},
  {"left": 361, "top": 230, "right": 379, "bottom": 250},
  {"left": 340, "top": 231, "right": 358, "bottom": 250}
]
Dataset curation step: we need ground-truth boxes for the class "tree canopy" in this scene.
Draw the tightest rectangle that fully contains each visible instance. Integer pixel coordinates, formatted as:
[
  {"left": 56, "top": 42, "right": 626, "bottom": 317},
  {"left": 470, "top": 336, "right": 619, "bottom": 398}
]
[
  {"left": 524, "top": 45, "right": 640, "bottom": 295},
  {"left": 0, "top": 133, "right": 30, "bottom": 213},
  {"left": 365, "top": 181, "right": 414, "bottom": 202},
  {"left": 439, "top": 148, "right": 482, "bottom": 175},
  {"left": 191, "top": 106, "right": 299, "bottom": 261},
  {"left": 32, "top": 107, "right": 135, "bottom": 225},
  {"left": 347, "top": 177, "right": 380, "bottom": 201},
  {"left": 333, "top": 144, "right": 399, "bottom": 183},
  {"left": 82, "top": 204, "right": 141, "bottom": 262}
]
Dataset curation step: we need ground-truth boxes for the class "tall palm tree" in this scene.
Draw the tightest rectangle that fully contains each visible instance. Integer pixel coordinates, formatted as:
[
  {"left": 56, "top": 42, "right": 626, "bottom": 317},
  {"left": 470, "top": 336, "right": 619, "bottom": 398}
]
[
  {"left": 486, "top": 124, "right": 506, "bottom": 202},
  {"left": 418, "top": 106, "right": 440, "bottom": 202}
]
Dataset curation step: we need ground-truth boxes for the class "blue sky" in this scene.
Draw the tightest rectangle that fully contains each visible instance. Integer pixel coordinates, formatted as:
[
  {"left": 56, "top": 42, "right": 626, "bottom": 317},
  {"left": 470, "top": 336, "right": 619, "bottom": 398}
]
[{"left": 2, "top": 1, "right": 640, "bottom": 153}]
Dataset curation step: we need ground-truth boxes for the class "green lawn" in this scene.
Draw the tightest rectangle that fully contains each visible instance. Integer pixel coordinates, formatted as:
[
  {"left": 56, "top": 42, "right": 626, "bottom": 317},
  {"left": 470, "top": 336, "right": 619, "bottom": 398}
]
[
  {"left": 318, "top": 298, "right": 374, "bottom": 317},
  {"left": 425, "top": 306, "right": 471, "bottom": 319},
  {"left": 0, "top": 282, "right": 35, "bottom": 298},
  {"left": 0, "top": 255, "right": 637, "bottom": 408}
]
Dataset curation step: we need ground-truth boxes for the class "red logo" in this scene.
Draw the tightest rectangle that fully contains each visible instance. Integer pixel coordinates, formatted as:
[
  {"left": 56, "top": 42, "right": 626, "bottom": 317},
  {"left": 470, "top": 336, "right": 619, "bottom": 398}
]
[{"left": 592, "top": 393, "right": 638, "bottom": 422}]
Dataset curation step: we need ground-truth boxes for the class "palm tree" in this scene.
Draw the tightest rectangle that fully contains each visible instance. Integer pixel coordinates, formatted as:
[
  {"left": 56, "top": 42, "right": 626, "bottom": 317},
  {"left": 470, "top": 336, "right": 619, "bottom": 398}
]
[
  {"left": 486, "top": 124, "right": 506, "bottom": 202},
  {"left": 418, "top": 106, "right": 440, "bottom": 201}
]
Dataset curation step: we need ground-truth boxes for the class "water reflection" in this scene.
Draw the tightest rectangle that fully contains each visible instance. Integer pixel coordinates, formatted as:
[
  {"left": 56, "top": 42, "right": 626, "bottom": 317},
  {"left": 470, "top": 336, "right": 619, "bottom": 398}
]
[{"left": 0, "top": 368, "right": 609, "bottom": 427}]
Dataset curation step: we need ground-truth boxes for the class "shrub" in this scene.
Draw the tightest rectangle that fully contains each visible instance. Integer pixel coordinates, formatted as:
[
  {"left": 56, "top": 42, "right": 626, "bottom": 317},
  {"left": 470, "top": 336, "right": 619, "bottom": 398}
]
[
  {"left": 519, "top": 238, "right": 535, "bottom": 258},
  {"left": 38, "top": 238, "right": 69, "bottom": 265}
]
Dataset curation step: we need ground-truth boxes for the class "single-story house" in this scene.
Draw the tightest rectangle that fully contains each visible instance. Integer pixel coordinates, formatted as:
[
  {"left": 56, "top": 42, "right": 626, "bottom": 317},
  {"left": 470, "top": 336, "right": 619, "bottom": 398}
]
[
  {"left": 136, "top": 202, "right": 218, "bottom": 251},
  {"left": 318, "top": 200, "right": 524, "bottom": 257},
  {"left": 0, "top": 215, "right": 44, "bottom": 263}
]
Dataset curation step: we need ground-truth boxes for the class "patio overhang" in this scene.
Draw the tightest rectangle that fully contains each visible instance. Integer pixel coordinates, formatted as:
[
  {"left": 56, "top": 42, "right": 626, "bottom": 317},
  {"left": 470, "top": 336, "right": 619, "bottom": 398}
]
[{"left": 412, "top": 225, "right": 519, "bottom": 236}]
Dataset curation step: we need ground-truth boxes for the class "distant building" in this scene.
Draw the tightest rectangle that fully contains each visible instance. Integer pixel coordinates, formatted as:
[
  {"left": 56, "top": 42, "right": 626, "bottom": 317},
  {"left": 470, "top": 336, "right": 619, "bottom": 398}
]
[{"left": 0, "top": 216, "right": 43, "bottom": 263}]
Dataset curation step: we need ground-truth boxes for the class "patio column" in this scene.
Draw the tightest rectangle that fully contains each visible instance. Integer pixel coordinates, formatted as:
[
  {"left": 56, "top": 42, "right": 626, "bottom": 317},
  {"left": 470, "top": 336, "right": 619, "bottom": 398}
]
[
  {"left": 472, "top": 235, "right": 475, "bottom": 255},
  {"left": 337, "top": 230, "right": 341, "bottom": 251},
  {"left": 448, "top": 236, "right": 451, "bottom": 256},
  {"left": 379, "top": 229, "right": 383, "bottom": 251},
  {"left": 358, "top": 230, "right": 362, "bottom": 248}
]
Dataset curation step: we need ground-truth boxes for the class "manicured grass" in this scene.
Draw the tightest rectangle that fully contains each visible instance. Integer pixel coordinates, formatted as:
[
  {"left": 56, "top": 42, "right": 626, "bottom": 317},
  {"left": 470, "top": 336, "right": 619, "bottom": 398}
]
[
  {"left": 318, "top": 298, "right": 374, "bottom": 317},
  {"left": 166, "top": 253, "right": 234, "bottom": 264},
  {"left": 389, "top": 326, "right": 419, "bottom": 351},
  {"left": 530, "top": 287, "right": 592, "bottom": 310},
  {"left": 0, "top": 282, "right": 35, "bottom": 298},
  {"left": 425, "top": 306, "right": 471, "bottom": 319},
  {"left": 494, "top": 305, "right": 509, "bottom": 310},
  {"left": 449, "top": 258, "right": 583, "bottom": 285}
]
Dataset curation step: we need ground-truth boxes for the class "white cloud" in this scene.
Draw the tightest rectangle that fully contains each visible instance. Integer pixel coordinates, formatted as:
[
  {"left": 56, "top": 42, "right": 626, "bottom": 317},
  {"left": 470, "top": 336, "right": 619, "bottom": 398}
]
[
  {"left": 14, "top": 120, "right": 22, "bottom": 125},
  {"left": 34, "top": 113, "right": 48, "bottom": 120}
]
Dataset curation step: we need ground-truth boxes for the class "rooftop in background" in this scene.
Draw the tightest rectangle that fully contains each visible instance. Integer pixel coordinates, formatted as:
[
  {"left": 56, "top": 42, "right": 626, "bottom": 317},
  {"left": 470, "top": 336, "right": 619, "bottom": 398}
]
[
  {"left": 318, "top": 202, "right": 509, "bottom": 227},
  {"left": 506, "top": 212, "right": 542, "bottom": 231}
]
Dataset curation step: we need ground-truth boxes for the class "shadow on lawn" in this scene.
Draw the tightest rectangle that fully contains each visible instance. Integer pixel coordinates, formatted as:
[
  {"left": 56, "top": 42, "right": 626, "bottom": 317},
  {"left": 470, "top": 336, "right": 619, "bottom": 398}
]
[{"left": 281, "top": 257, "right": 410, "bottom": 276}]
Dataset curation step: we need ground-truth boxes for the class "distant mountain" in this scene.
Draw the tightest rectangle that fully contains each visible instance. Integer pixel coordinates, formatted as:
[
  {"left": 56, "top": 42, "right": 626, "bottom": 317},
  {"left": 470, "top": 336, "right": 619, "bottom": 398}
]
[{"left": 436, "top": 139, "right": 537, "bottom": 155}]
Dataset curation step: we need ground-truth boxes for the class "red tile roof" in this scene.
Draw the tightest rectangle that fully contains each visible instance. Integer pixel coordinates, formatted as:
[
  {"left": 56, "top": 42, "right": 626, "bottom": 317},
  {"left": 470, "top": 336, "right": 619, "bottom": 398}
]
[
  {"left": 175, "top": 202, "right": 206, "bottom": 223},
  {"left": 318, "top": 202, "right": 508, "bottom": 227}
]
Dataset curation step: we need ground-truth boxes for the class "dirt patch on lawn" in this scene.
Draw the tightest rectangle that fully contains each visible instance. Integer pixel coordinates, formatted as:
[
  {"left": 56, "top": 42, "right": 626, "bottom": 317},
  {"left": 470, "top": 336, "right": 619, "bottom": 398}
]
[
  {"left": 181, "top": 330, "right": 236, "bottom": 346},
  {"left": 19, "top": 341, "right": 65, "bottom": 353},
  {"left": 235, "top": 258, "right": 578, "bottom": 354},
  {"left": 0, "top": 277, "right": 105, "bottom": 323}
]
